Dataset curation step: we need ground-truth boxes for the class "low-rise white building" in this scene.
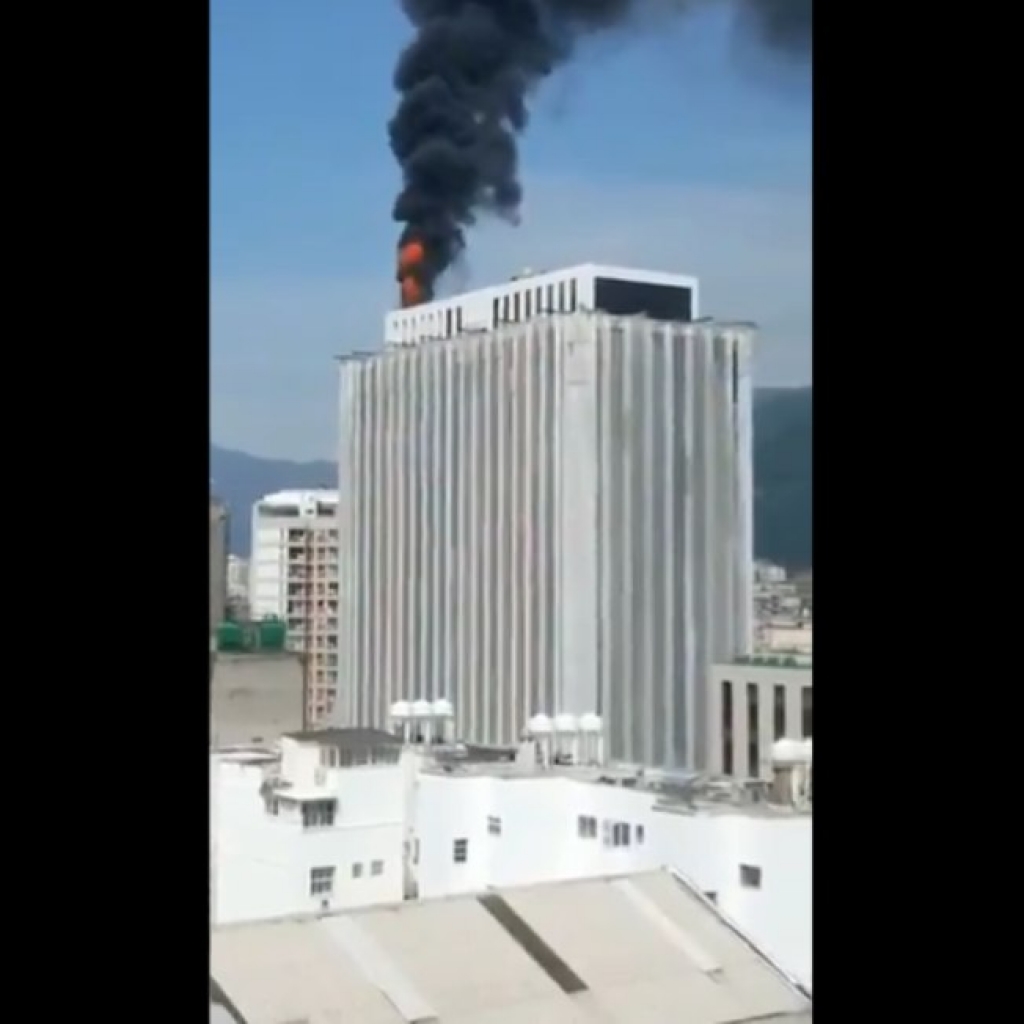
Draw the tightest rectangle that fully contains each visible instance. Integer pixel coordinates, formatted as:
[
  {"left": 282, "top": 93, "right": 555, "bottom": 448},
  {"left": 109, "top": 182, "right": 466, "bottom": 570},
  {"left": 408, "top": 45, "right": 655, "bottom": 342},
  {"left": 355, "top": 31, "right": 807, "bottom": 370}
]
[{"left": 210, "top": 715, "right": 812, "bottom": 989}]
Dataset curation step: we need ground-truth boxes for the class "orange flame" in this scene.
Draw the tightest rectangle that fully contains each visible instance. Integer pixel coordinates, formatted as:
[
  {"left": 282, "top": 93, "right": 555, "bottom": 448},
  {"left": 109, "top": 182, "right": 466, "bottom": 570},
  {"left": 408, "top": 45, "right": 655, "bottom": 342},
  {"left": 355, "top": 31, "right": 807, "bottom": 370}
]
[{"left": 398, "top": 239, "right": 425, "bottom": 273}]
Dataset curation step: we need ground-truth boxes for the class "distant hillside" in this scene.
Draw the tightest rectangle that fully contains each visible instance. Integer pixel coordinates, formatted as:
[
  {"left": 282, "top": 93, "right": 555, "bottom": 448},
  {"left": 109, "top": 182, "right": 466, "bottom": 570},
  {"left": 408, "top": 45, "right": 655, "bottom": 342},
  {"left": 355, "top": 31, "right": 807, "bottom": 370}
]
[
  {"left": 753, "top": 387, "right": 811, "bottom": 570},
  {"left": 214, "top": 386, "right": 811, "bottom": 568},
  {"left": 211, "top": 446, "right": 334, "bottom": 555}
]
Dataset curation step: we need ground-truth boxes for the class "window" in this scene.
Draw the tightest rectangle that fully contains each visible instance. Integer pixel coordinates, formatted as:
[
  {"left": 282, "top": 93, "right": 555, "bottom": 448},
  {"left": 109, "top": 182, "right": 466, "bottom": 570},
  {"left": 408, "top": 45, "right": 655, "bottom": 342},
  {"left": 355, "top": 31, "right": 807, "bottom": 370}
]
[
  {"left": 577, "top": 814, "right": 598, "bottom": 839},
  {"left": 739, "top": 864, "right": 762, "bottom": 889},
  {"left": 487, "top": 816, "right": 502, "bottom": 836},
  {"left": 568, "top": 277, "right": 577, "bottom": 311},
  {"left": 746, "top": 683, "right": 760, "bottom": 778},
  {"left": 545, "top": 284, "right": 554, "bottom": 312},
  {"left": 524, "top": 290, "right": 532, "bottom": 319},
  {"left": 352, "top": 862, "right": 364, "bottom": 879},
  {"left": 512, "top": 291, "right": 521, "bottom": 321},
  {"left": 453, "top": 838, "right": 468, "bottom": 863},
  {"left": 636, "top": 825, "right": 645, "bottom": 844},
  {"left": 302, "top": 799, "right": 337, "bottom": 829},
  {"left": 721, "top": 680, "right": 734, "bottom": 775},
  {"left": 773, "top": 685, "right": 787, "bottom": 740},
  {"left": 557, "top": 281, "right": 566, "bottom": 311},
  {"left": 492, "top": 297, "right": 500, "bottom": 327},
  {"left": 309, "top": 866, "right": 335, "bottom": 897},
  {"left": 603, "top": 821, "right": 630, "bottom": 847},
  {"left": 801, "top": 687, "right": 812, "bottom": 738},
  {"left": 445, "top": 308, "right": 453, "bottom": 337},
  {"left": 371, "top": 860, "right": 384, "bottom": 876},
  {"left": 456, "top": 306, "right": 463, "bottom": 333},
  {"left": 501, "top": 296, "right": 510, "bottom": 322}
]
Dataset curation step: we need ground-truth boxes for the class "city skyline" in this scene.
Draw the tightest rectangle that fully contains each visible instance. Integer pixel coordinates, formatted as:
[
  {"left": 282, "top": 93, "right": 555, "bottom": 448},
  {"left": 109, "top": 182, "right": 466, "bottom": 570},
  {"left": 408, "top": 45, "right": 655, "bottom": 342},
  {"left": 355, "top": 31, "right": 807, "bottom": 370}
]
[{"left": 211, "top": 1, "right": 811, "bottom": 460}]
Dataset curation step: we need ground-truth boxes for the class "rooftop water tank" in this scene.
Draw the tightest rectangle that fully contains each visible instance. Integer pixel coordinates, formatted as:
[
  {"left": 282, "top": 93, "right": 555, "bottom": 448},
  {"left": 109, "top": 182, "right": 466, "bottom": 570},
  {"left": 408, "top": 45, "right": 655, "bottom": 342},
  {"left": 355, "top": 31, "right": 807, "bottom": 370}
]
[
  {"left": 528, "top": 713, "right": 553, "bottom": 735},
  {"left": 771, "top": 738, "right": 804, "bottom": 765},
  {"left": 432, "top": 698, "right": 454, "bottom": 719},
  {"left": 216, "top": 621, "right": 245, "bottom": 652},
  {"left": 257, "top": 617, "right": 287, "bottom": 651}
]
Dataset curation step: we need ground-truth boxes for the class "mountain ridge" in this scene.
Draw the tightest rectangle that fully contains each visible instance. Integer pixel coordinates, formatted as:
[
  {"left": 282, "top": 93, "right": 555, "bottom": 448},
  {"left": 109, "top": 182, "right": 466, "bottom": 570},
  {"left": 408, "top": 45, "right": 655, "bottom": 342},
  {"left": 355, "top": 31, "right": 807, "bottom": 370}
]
[{"left": 214, "top": 385, "right": 810, "bottom": 568}]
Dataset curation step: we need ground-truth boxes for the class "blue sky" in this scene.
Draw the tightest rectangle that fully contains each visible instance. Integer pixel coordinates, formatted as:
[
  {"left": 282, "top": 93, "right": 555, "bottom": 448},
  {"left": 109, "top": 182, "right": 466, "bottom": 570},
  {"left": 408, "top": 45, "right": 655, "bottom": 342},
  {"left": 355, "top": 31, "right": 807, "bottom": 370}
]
[{"left": 212, "top": 0, "right": 811, "bottom": 459}]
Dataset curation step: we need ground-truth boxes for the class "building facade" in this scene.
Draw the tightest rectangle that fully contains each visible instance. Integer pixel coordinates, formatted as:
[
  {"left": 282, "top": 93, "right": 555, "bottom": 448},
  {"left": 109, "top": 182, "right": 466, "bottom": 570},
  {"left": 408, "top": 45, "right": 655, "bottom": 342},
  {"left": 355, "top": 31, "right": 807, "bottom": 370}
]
[
  {"left": 210, "top": 495, "right": 228, "bottom": 635},
  {"left": 250, "top": 490, "right": 340, "bottom": 724},
  {"left": 210, "top": 731, "right": 812, "bottom": 989},
  {"left": 707, "top": 658, "right": 813, "bottom": 781},
  {"left": 338, "top": 303, "right": 753, "bottom": 768}
]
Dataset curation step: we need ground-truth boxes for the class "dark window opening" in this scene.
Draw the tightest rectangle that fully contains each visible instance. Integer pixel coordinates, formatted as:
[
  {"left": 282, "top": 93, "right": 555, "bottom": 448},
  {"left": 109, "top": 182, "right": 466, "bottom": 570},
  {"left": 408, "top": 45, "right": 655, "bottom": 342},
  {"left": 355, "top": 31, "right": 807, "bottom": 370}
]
[
  {"left": 456, "top": 306, "right": 463, "bottom": 333},
  {"left": 545, "top": 284, "right": 554, "bottom": 312},
  {"left": 453, "top": 837, "right": 468, "bottom": 863},
  {"left": 445, "top": 308, "right": 452, "bottom": 337},
  {"left": 513, "top": 291, "right": 521, "bottom": 321},
  {"left": 747, "top": 682, "right": 759, "bottom": 778},
  {"left": 773, "top": 685, "right": 786, "bottom": 740},
  {"left": 557, "top": 282, "right": 566, "bottom": 311},
  {"left": 739, "top": 864, "right": 762, "bottom": 889},
  {"left": 801, "top": 687, "right": 812, "bottom": 738},
  {"left": 568, "top": 278, "right": 577, "bottom": 311},
  {"left": 492, "top": 297, "right": 500, "bottom": 327},
  {"left": 593, "top": 277, "right": 692, "bottom": 321},
  {"left": 524, "top": 290, "right": 532, "bottom": 319},
  {"left": 302, "top": 799, "right": 337, "bottom": 829},
  {"left": 722, "top": 680, "right": 733, "bottom": 775}
]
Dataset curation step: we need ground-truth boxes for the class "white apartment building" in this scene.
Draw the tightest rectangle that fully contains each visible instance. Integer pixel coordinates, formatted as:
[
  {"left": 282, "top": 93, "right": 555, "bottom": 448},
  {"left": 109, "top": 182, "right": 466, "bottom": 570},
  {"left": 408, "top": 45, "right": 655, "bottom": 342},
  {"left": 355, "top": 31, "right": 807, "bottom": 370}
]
[
  {"left": 707, "top": 657, "right": 813, "bottom": 781},
  {"left": 338, "top": 271, "right": 753, "bottom": 769},
  {"left": 226, "top": 554, "right": 249, "bottom": 600},
  {"left": 210, "top": 713, "right": 812, "bottom": 989},
  {"left": 250, "top": 489, "right": 340, "bottom": 724}
]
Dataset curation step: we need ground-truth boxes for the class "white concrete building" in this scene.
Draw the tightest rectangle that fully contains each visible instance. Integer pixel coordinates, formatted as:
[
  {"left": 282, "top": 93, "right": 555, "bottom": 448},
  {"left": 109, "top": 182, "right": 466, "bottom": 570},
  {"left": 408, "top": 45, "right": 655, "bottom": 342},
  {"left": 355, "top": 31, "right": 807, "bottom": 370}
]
[
  {"left": 338, "top": 284, "right": 754, "bottom": 768},
  {"left": 708, "top": 657, "right": 813, "bottom": 781},
  {"left": 211, "top": 729, "right": 406, "bottom": 924},
  {"left": 210, "top": 722, "right": 812, "bottom": 989},
  {"left": 249, "top": 489, "right": 339, "bottom": 723},
  {"left": 385, "top": 262, "right": 699, "bottom": 347}
]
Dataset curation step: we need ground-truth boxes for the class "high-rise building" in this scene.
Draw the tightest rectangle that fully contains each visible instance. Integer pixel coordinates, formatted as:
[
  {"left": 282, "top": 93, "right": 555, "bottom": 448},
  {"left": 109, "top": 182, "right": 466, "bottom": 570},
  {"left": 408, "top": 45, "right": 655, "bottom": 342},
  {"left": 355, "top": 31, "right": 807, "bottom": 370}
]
[
  {"left": 210, "top": 495, "right": 228, "bottom": 635},
  {"left": 250, "top": 490, "right": 340, "bottom": 724},
  {"left": 337, "top": 267, "right": 753, "bottom": 768}
]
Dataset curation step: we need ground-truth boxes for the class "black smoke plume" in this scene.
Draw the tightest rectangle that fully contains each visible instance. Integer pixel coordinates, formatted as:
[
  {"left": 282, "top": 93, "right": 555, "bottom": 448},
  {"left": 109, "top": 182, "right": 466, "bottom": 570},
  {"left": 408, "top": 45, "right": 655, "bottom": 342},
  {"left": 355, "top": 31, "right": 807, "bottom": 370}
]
[{"left": 389, "top": 1, "right": 811, "bottom": 299}]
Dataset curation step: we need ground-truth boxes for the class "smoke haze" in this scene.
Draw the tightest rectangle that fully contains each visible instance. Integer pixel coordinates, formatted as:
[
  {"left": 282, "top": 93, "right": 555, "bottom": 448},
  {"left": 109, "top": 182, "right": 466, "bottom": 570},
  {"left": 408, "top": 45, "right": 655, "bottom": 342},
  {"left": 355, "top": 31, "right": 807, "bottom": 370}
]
[{"left": 390, "top": 0, "right": 811, "bottom": 300}]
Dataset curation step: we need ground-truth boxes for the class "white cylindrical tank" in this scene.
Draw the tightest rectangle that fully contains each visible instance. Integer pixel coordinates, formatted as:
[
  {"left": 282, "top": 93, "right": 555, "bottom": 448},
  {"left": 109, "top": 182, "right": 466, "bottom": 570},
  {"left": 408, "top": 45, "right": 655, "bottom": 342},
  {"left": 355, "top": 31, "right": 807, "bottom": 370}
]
[
  {"left": 771, "top": 738, "right": 804, "bottom": 765},
  {"left": 390, "top": 700, "right": 412, "bottom": 743},
  {"left": 528, "top": 713, "right": 553, "bottom": 768},
  {"left": 578, "top": 712, "right": 604, "bottom": 765},
  {"left": 432, "top": 698, "right": 454, "bottom": 743},
  {"left": 528, "top": 713, "right": 552, "bottom": 736},
  {"left": 411, "top": 699, "right": 432, "bottom": 744},
  {"left": 553, "top": 713, "right": 579, "bottom": 763}
]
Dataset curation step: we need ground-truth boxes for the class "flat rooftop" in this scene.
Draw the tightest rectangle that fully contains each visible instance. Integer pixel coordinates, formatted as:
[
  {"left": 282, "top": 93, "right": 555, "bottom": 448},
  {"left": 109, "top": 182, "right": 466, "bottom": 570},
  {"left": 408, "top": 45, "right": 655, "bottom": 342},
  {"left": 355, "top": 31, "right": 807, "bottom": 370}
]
[
  {"left": 284, "top": 727, "right": 401, "bottom": 749},
  {"left": 419, "top": 749, "right": 812, "bottom": 818},
  {"left": 211, "top": 869, "right": 810, "bottom": 1024}
]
